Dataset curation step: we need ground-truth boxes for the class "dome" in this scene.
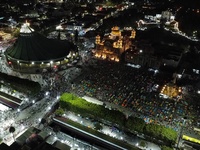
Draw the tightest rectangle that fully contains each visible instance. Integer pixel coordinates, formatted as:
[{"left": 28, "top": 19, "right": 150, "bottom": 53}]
[
  {"left": 5, "top": 25, "right": 74, "bottom": 62},
  {"left": 5, "top": 32, "right": 74, "bottom": 61},
  {"left": 4, "top": 23, "right": 78, "bottom": 73}
]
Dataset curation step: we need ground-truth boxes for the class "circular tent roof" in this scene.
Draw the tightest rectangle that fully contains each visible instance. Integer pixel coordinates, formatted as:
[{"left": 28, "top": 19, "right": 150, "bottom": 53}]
[{"left": 5, "top": 24, "right": 75, "bottom": 62}]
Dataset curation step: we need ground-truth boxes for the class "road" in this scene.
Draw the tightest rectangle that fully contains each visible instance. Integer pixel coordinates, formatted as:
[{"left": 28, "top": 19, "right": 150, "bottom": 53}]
[{"left": 52, "top": 118, "right": 127, "bottom": 150}]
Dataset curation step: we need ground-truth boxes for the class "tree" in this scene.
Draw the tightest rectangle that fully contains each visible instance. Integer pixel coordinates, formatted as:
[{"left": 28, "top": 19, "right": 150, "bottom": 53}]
[
  {"left": 161, "top": 145, "right": 173, "bottom": 150},
  {"left": 125, "top": 117, "right": 145, "bottom": 133},
  {"left": 59, "top": 93, "right": 126, "bottom": 127},
  {"left": 39, "top": 118, "right": 46, "bottom": 128},
  {"left": 55, "top": 108, "right": 64, "bottom": 116},
  {"left": 41, "top": 118, "right": 46, "bottom": 125},
  {"left": 12, "top": 28, "right": 20, "bottom": 37},
  {"left": 9, "top": 126, "right": 15, "bottom": 141},
  {"left": 144, "top": 123, "right": 177, "bottom": 144},
  {"left": 94, "top": 123, "right": 103, "bottom": 131},
  {"left": 139, "top": 140, "right": 146, "bottom": 147},
  {"left": 53, "top": 125, "right": 60, "bottom": 135}
]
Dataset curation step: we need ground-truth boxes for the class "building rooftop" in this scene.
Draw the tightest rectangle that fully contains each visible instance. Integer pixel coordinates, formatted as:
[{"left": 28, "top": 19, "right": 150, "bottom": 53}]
[{"left": 5, "top": 23, "right": 76, "bottom": 62}]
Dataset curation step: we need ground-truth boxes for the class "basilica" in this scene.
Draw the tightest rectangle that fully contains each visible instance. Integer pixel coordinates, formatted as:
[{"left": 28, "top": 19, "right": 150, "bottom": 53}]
[{"left": 94, "top": 26, "right": 136, "bottom": 62}]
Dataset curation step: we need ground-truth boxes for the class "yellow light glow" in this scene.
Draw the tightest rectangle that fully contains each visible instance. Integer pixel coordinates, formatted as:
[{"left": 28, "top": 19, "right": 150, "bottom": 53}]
[{"left": 182, "top": 135, "right": 200, "bottom": 144}]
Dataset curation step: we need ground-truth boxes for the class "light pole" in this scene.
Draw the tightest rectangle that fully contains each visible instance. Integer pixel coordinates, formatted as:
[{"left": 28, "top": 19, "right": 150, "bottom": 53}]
[{"left": 177, "top": 116, "right": 187, "bottom": 148}]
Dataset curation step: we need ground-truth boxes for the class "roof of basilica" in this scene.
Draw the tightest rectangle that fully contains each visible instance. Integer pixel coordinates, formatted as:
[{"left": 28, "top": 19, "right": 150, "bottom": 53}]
[{"left": 5, "top": 23, "right": 76, "bottom": 62}]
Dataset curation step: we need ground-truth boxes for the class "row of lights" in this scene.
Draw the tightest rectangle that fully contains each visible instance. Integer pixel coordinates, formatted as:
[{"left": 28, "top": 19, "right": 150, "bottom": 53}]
[
  {"left": 8, "top": 54, "right": 77, "bottom": 66},
  {"left": 8, "top": 51, "right": 78, "bottom": 66},
  {"left": 8, "top": 61, "right": 59, "bottom": 66},
  {"left": 13, "top": 60, "right": 54, "bottom": 65},
  {"left": 9, "top": 61, "right": 58, "bottom": 69}
]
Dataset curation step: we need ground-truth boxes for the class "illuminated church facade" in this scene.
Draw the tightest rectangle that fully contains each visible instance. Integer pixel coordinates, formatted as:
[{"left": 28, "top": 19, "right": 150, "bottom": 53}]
[{"left": 94, "top": 26, "right": 136, "bottom": 62}]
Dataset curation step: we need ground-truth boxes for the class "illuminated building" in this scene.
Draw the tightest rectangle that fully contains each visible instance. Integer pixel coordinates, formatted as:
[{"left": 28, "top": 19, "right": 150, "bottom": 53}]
[
  {"left": 161, "top": 11, "right": 173, "bottom": 22},
  {"left": 4, "top": 22, "right": 78, "bottom": 73},
  {"left": 0, "top": 31, "right": 12, "bottom": 41},
  {"left": 159, "top": 83, "right": 182, "bottom": 99},
  {"left": 94, "top": 26, "right": 136, "bottom": 62}
]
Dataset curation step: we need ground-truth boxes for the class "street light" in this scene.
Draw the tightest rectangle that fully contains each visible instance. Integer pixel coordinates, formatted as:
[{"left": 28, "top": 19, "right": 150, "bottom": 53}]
[
  {"left": 21, "top": 125, "right": 25, "bottom": 130},
  {"left": 177, "top": 116, "right": 187, "bottom": 148},
  {"left": 46, "top": 91, "right": 49, "bottom": 96}
]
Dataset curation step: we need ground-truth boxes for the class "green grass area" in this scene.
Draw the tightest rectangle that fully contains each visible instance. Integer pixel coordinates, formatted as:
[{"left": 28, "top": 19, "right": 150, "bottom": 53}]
[{"left": 55, "top": 117, "right": 140, "bottom": 150}]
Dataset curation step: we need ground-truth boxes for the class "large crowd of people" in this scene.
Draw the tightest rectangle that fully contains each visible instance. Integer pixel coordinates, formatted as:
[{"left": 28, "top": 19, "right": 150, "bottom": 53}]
[
  {"left": 70, "top": 60, "right": 199, "bottom": 131},
  {"left": 0, "top": 31, "right": 199, "bottom": 147}
]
